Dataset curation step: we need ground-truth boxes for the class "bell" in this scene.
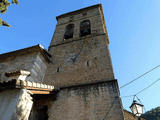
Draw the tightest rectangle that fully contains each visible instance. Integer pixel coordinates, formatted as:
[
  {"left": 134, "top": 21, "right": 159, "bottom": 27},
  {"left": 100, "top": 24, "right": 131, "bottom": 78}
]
[
  {"left": 64, "top": 31, "right": 73, "bottom": 39},
  {"left": 83, "top": 28, "right": 89, "bottom": 34}
]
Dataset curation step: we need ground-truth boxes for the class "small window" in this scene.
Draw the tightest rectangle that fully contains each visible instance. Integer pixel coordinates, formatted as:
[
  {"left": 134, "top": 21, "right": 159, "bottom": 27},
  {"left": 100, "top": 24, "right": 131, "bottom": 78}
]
[
  {"left": 80, "top": 20, "right": 91, "bottom": 37},
  {"left": 82, "top": 12, "right": 87, "bottom": 16},
  {"left": 64, "top": 24, "right": 74, "bottom": 39}
]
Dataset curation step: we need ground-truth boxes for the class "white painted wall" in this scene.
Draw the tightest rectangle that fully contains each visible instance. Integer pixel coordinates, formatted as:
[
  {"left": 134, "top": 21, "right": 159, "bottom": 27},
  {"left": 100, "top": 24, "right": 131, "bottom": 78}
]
[{"left": 0, "top": 89, "right": 33, "bottom": 120}]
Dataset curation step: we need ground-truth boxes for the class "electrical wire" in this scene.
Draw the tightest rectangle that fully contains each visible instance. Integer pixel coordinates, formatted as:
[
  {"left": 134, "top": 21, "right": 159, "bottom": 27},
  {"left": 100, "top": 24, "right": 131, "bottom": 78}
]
[
  {"left": 121, "top": 95, "right": 134, "bottom": 98},
  {"left": 120, "top": 65, "right": 160, "bottom": 89},
  {"left": 121, "top": 77, "right": 160, "bottom": 98},
  {"left": 136, "top": 78, "right": 160, "bottom": 95},
  {"left": 120, "top": 65, "right": 160, "bottom": 113},
  {"left": 121, "top": 78, "right": 160, "bottom": 113}
]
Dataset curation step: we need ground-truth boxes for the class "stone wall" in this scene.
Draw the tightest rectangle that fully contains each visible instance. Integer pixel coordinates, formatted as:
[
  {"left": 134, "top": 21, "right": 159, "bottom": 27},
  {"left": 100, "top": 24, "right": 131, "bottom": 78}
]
[
  {"left": 44, "top": 4, "right": 112, "bottom": 88},
  {"left": 48, "top": 80, "right": 124, "bottom": 120},
  {"left": 44, "top": 34, "right": 114, "bottom": 88},
  {"left": 45, "top": 4, "right": 124, "bottom": 120},
  {"left": 0, "top": 89, "right": 33, "bottom": 120},
  {"left": 50, "top": 6, "right": 106, "bottom": 46},
  {"left": 0, "top": 52, "right": 47, "bottom": 83}
]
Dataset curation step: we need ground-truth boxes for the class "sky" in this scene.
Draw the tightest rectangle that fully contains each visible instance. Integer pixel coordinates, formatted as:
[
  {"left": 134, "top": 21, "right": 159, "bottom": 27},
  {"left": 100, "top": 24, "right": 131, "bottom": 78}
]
[{"left": 1, "top": 0, "right": 160, "bottom": 112}]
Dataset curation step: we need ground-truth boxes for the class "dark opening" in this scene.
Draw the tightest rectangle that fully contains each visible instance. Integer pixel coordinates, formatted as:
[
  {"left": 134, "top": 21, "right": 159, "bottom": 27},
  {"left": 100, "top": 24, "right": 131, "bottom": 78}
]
[
  {"left": 80, "top": 20, "right": 91, "bottom": 37},
  {"left": 37, "top": 105, "right": 48, "bottom": 120},
  {"left": 86, "top": 60, "right": 89, "bottom": 67},
  {"left": 57, "top": 66, "right": 60, "bottom": 72},
  {"left": 64, "top": 24, "right": 74, "bottom": 39}
]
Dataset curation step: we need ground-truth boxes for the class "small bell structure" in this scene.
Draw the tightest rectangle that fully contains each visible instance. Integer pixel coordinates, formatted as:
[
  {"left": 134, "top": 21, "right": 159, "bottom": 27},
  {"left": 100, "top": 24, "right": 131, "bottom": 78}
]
[{"left": 130, "top": 100, "right": 144, "bottom": 117}]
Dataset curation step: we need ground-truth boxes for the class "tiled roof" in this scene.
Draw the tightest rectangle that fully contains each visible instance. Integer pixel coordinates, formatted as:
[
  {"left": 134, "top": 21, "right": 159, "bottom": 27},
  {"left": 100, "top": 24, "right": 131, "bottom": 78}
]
[
  {"left": 0, "top": 79, "right": 55, "bottom": 94},
  {"left": 123, "top": 109, "right": 146, "bottom": 120}
]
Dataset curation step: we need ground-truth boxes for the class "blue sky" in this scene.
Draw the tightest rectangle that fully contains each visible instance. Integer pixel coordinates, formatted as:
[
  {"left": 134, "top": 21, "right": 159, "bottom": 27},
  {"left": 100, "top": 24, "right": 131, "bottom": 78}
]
[{"left": 1, "top": 0, "right": 160, "bottom": 112}]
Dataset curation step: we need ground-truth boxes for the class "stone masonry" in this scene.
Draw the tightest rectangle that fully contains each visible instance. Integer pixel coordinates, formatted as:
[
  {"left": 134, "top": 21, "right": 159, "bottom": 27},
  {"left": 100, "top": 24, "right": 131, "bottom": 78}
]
[
  {"left": 0, "top": 45, "right": 52, "bottom": 120},
  {"left": 0, "top": 4, "right": 125, "bottom": 120},
  {"left": 44, "top": 4, "right": 125, "bottom": 120},
  {"left": 48, "top": 81, "right": 124, "bottom": 120},
  {"left": 0, "top": 45, "right": 51, "bottom": 83},
  {"left": 45, "top": 35, "right": 114, "bottom": 87},
  {"left": 44, "top": 4, "right": 114, "bottom": 88}
]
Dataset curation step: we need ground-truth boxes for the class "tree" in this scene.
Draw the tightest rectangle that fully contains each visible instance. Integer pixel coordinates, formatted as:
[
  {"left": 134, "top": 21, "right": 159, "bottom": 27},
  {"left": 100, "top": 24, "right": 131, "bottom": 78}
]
[
  {"left": 142, "top": 106, "right": 160, "bottom": 120},
  {"left": 0, "top": 0, "right": 19, "bottom": 27}
]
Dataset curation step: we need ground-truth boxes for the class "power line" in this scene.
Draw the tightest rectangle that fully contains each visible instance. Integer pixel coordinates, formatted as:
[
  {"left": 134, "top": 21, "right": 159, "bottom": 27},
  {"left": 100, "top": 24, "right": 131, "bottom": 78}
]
[
  {"left": 121, "top": 78, "right": 160, "bottom": 113},
  {"left": 120, "top": 65, "right": 160, "bottom": 89},
  {"left": 121, "top": 77, "right": 160, "bottom": 98},
  {"left": 121, "top": 95, "right": 134, "bottom": 98},
  {"left": 136, "top": 78, "right": 160, "bottom": 95}
]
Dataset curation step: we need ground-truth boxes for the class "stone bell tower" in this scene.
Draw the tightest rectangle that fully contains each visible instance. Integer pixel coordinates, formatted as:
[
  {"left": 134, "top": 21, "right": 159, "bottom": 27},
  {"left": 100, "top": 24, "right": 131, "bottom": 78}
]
[
  {"left": 45, "top": 4, "right": 115, "bottom": 88},
  {"left": 44, "top": 4, "right": 124, "bottom": 120}
]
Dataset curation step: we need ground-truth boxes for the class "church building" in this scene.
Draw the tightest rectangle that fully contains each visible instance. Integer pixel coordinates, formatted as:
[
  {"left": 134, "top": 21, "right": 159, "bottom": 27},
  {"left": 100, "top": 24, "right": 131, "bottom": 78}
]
[{"left": 0, "top": 4, "right": 125, "bottom": 120}]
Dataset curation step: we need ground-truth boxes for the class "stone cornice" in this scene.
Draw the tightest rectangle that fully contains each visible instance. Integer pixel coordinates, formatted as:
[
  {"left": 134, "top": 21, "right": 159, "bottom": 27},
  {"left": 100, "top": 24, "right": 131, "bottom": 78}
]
[{"left": 0, "top": 79, "right": 55, "bottom": 94}]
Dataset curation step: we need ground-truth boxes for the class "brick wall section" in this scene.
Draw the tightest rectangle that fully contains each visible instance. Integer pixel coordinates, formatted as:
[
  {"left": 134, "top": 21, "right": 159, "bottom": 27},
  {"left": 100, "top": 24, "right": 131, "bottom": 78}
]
[
  {"left": 48, "top": 80, "right": 124, "bottom": 120},
  {"left": 123, "top": 110, "right": 146, "bottom": 120}
]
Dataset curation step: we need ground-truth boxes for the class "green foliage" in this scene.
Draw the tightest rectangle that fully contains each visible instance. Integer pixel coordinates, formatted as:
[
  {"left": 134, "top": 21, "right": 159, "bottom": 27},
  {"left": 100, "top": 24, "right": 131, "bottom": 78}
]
[
  {"left": 12, "top": 0, "right": 18, "bottom": 4},
  {"left": 0, "top": 0, "right": 19, "bottom": 27},
  {"left": 142, "top": 107, "right": 160, "bottom": 120}
]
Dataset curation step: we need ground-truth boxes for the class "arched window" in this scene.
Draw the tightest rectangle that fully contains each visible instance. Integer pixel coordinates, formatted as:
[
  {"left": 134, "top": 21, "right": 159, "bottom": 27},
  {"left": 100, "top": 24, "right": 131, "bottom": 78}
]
[
  {"left": 80, "top": 20, "right": 91, "bottom": 37},
  {"left": 64, "top": 24, "right": 74, "bottom": 39}
]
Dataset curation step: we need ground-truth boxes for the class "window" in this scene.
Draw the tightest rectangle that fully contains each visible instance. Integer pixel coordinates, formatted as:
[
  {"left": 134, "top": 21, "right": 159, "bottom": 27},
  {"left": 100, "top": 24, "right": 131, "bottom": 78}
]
[
  {"left": 80, "top": 20, "right": 91, "bottom": 37},
  {"left": 64, "top": 24, "right": 74, "bottom": 39},
  {"left": 82, "top": 12, "right": 87, "bottom": 16}
]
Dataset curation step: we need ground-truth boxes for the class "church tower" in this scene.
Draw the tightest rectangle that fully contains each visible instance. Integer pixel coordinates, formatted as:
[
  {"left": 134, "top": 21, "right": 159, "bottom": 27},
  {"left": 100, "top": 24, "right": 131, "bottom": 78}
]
[
  {"left": 44, "top": 4, "right": 124, "bottom": 120},
  {"left": 45, "top": 4, "right": 114, "bottom": 88}
]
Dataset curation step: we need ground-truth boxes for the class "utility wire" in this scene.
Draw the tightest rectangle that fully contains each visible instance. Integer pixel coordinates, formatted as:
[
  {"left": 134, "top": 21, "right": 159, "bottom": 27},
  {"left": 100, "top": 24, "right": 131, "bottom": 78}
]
[
  {"left": 121, "top": 78, "right": 160, "bottom": 113},
  {"left": 121, "top": 77, "right": 160, "bottom": 98},
  {"left": 136, "top": 78, "right": 160, "bottom": 95},
  {"left": 120, "top": 65, "right": 160, "bottom": 89},
  {"left": 121, "top": 95, "right": 134, "bottom": 98}
]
